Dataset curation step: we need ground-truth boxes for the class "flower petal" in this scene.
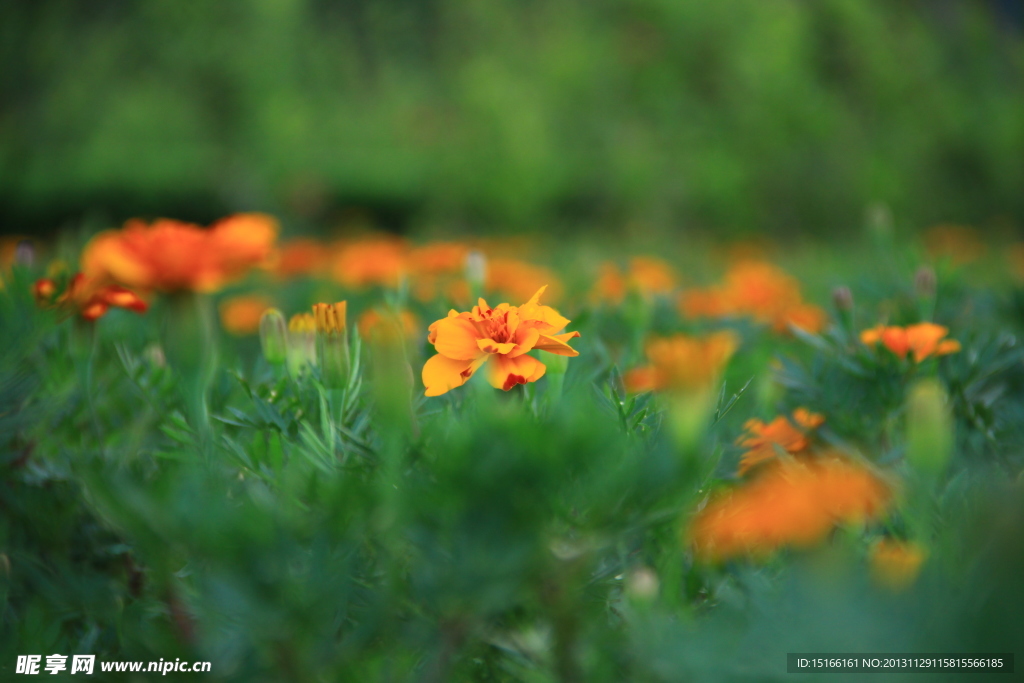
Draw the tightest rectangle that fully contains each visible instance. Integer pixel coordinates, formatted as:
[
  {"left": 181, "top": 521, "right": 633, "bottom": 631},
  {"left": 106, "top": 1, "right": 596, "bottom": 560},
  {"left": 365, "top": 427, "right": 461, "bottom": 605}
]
[
  {"left": 486, "top": 353, "right": 546, "bottom": 391},
  {"left": 422, "top": 354, "right": 477, "bottom": 396},
  {"left": 431, "top": 316, "right": 483, "bottom": 360},
  {"left": 477, "top": 337, "right": 517, "bottom": 355},
  {"left": 532, "top": 331, "right": 580, "bottom": 357}
]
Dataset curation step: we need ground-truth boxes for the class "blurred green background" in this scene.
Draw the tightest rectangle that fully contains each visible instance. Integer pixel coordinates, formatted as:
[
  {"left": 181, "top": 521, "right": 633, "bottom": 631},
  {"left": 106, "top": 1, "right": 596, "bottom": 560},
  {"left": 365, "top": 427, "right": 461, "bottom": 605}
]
[{"left": 1, "top": 0, "right": 1023, "bottom": 237}]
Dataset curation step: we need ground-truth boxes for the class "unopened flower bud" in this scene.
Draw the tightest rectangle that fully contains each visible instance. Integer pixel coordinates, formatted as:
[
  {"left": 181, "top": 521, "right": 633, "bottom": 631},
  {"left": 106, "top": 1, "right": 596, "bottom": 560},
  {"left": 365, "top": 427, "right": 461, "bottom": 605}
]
[
  {"left": 914, "top": 265, "right": 937, "bottom": 300},
  {"left": 625, "top": 566, "right": 660, "bottom": 602},
  {"left": 866, "top": 202, "right": 893, "bottom": 243},
  {"left": 259, "top": 308, "right": 287, "bottom": 365},
  {"left": 313, "top": 301, "right": 349, "bottom": 387},
  {"left": 545, "top": 354, "right": 569, "bottom": 376},
  {"left": 832, "top": 286, "right": 853, "bottom": 312},
  {"left": 286, "top": 313, "right": 317, "bottom": 376},
  {"left": 905, "top": 379, "right": 952, "bottom": 476}
]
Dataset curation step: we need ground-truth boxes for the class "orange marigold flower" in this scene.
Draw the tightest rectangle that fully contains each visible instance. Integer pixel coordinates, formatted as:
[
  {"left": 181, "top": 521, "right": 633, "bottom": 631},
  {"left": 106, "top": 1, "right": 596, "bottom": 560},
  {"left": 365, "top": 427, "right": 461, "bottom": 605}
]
[
  {"left": 860, "top": 323, "right": 960, "bottom": 362},
  {"left": 688, "top": 456, "right": 892, "bottom": 562},
  {"left": 409, "top": 242, "right": 471, "bottom": 302},
  {"left": 273, "top": 239, "right": 330, "bottom": 279},
  {"left": 869, "top": 539, "right": 927, "bottom": 591},
  {"left": 34, "top": 273, "right": 148, "bottom": 321},
  {"left": 591, "top": 257, "right": 677, "bottom": 304},
  {"left": 737, "top": 408, "right": 825, "bottom": 475},
  {"left": 219, "top": 295, "right": 273, "bottom": 336},
  {"left": 358, "top": 308, "right": 421, "bottom": 343},
  {"left": 331, "top": 236, "right": 408, "bottom": 289},
  {"left": 81, "top": 214, "right": 278, "bottom": 293},
  {"left": 679, "top": 260, "right": 826, "bottom": 334},
  {"left": 624, "top": 332, "right": 738, "bottom": 394},
  {"left": 422, "top": 285, "right": 579, "bottom": 396}
]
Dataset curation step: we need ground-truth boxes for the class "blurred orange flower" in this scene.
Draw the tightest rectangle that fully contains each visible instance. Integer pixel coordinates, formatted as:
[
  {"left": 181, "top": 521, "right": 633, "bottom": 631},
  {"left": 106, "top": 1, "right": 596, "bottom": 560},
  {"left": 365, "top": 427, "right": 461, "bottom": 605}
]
[
  {"left": 624, "top": 332, "right": 737, "bottom": 394},
  {"left": 688, "top": 456, "right": 892, "bottom": 562},
  {"left": 358, "top": 308, "right": 421, "bottom": 343},
  {"left": 422, "top": 286, "right": 579, "bottom": 396},
  {"left": 737, "top": 408, "right": 825, "bottom": 475},
  {"left": 408, "top": 242, "right": 470, "bottom": 301},
  {"left": 486, "top": 258, "right": 563, "bottom": 305},
  {"left": 81, "top": 214, "right": 278, "bottom": 293},
  {"left": 869, "top": 539, "right": 926, "bottom": 590},
  {"left": 680, "top": 260, "right": 826, "bottom": 334},
  {"left": 219, "top": 295, "right": 273, "bottom": 335},
  {"left": 591, "top": 257, "right": 677, "bottom": 304},
  {"left": 860, "top": 323, "right": 960, "bottom": 362},
  {"left": 331, "top": 236, "right": 408, "bottom": 289},
  {"left": 273, "top": 239, "right": 330, "bottom": 279},
  {"left": 34, "top": 273, "right": 148, "bottom": 321}
]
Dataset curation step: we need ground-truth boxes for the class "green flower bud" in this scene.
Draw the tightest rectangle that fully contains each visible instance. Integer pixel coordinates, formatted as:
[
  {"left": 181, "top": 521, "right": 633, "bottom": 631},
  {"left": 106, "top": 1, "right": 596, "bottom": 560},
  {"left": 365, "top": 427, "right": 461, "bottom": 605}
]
[
  {"left": 906, "top": 379, "right": 953, "bottom": 476},
  {"left": 259, "top": 308, "right": 288, "bottom": 365}
]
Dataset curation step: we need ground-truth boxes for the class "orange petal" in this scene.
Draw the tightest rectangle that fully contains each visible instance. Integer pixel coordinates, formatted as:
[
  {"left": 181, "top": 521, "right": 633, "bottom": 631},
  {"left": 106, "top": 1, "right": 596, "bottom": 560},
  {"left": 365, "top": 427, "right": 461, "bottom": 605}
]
[
  {"left": 477, "top": 337, "right": 517, "bottom": 355},
  {"left": 486, "top": 353, "right": 546, "bottom": 391},
  {"left": 532, "top": 331, "right": 580, "bottom": 357},
  {"left": 422, "top": 354, "right": 477, "bottom": 397},
  {"left": 936, "top": 339, "right": 961, "bottom": 356},
  {"left": 508, "top": 327, "right": 541, "bottom": 358},
  {"left": 431, "top": 316, "right": 483, "bottom": 360}
]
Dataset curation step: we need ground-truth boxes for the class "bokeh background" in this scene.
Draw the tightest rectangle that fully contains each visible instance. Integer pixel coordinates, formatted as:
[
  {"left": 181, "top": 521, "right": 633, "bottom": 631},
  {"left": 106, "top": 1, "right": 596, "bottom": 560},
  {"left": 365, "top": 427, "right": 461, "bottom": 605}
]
[{"left": 1, "top": 0, "right": 1023, "bottom": 239}]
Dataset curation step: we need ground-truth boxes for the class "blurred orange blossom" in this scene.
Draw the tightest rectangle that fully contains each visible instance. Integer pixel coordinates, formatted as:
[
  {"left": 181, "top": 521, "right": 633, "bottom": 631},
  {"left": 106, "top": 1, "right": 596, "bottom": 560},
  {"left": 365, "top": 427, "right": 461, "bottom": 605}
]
[
  {"left": 219, "top": 295, "right": 273, "bottom": 335},
  {"left": 624, "top": 332, "right": 738, "bottom": 394},
  {"left": 422, "top": 285, "right": 579, "bottom": 397},
  {"left": 737, "top": 408, "right": 825, "bottom": 476},
  {"left": 81, "top": 214, "right": 278, "bottom": 293},
  {"left": 860, "top": 323, "right": 960, "bottom": 362},
  {"left": 34, "top": 273, "right": 148, "bottom": 321},
  {"left": 688, "top": 455, "right": 892, "bottom": 562}
]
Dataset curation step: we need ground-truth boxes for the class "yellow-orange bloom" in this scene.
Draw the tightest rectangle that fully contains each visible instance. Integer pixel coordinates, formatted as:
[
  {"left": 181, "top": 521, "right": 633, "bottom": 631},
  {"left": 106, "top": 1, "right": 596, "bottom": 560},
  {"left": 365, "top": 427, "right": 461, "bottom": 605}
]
[
  {"left": 33, "top": 273, "right": 148, "bottom": 321},
  {"left": 81, "top": 214, "right": 278, "bottom": 293},
  {"left": 869, "top": 539, "right": 927, "bottom": 591},
  {"left": 313, "top": 301, "right": 348, "bottom": 335},
  {"left": 624, "top": 332, "right": 737, "bottom": 394},
  {"left": 688, "top": 456, "right": 892, "bottom": 562},
  {"left": 422, "top": 286, "right": 579, "bottom": 396},
  {"left": 737, "top": 408, "right": 825, "bottom": 475},
  {"left": 860, "top": 323, "right": 960, "bottom": 362},
  {"left": 219, "top": 295, "right": 273, "bottom": 336}
]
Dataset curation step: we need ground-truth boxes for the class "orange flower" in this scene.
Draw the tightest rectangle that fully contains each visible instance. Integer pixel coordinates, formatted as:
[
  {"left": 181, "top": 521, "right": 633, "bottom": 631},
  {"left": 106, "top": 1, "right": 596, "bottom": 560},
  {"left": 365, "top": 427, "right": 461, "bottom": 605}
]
[
  {"left": 81, "top": 214, "right": 278, "bottom": 293},
  {"left": 422, "top": 286, "right": 579, "bottom": 396},
  {"left": 688, "top": 456, "right": 891, "bottom": 562},
  {"left": 679, "top": 260, "right": 826, "bottom": 334},
  {"left": 358, "top": 308, "right": 421, "bottom": 343},
  {"left": 624, "top": 332, "right": 737, "bottom": 394},
  {"left": 737, "top": 408, "right": 825, "bottom": 475},
  {"left": 869, "top": 539, "right": 927, "bottom": 590},
  {"left": 486, "top": 258, "right": 563, "bottom": 305},
  {"left": 34, "top": 273, "right": 148, "bottom": 321},
  {"left": 591, "top": 257, "right": 677, "bottom": 304},
  {"left": 219, "top": 295, "right": 273, "bottom": 336},
  {"left": 331, "top": 236, "right": 408, "bottom": 289},
  {"left": 273, "top": 239, "right": 330, "bottom": 279},
  {"left": 408, "top": 242, "right": 471, "bottom": 301},
  {"left": 860, "top": 323, "right": 960, "bottom": 362}
]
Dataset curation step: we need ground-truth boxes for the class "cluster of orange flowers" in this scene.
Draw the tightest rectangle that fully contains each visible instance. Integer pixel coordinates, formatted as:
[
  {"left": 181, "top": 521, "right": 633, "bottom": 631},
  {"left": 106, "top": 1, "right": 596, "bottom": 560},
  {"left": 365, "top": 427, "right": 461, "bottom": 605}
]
[
  {"left": 269, "top": 235, "right": 562, "bottom": 306},
  {"left": 860, "top": 323, "right": 960, "bottom": 362},
  {"left": 590, "top": 257, "right": 677, "bottom": 304},
  {"left": 624, "top": 332, "right": 737, "bottom": 394},
  {"left": 422, "top": 286, "right": 579, "bottom": 396},
  {"left": 82, "top": 214, "right": 278, "bottom": 293},
  {"left": 736, "top": 408, "right": 825, "bottom": 475},
  {"left": 680, "top": 261, "right": 826, "bottom": 334},
  {"left": 688, "top": 455, "right": 892, "bottom": 562},
  {"left": 33, "top": 273, "right": 148, "bottom": 321}
]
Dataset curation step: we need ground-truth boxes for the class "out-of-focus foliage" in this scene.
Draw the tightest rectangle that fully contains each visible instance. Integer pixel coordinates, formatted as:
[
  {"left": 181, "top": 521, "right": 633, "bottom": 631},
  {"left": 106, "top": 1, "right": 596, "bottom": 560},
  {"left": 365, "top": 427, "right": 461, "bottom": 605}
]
[
  {"left": 4, "top": 221, "right": 1024, "bottom": 680},
  {"left": 2, "top": 0, "right": 1023, "bottom": 235}
]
